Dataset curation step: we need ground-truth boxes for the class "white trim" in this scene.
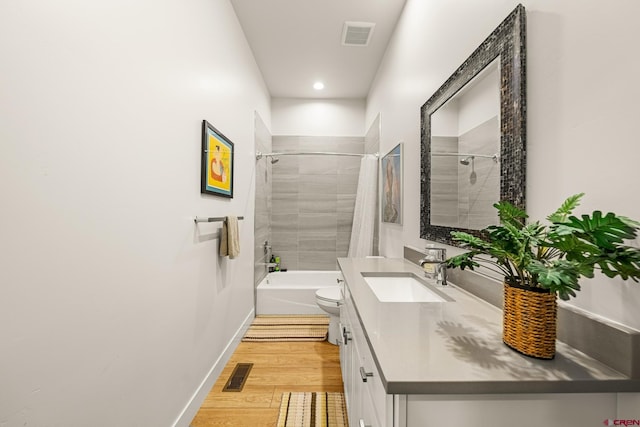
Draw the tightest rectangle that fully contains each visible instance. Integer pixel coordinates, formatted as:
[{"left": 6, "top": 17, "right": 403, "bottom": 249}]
[{"left": 172, "top": 309, "right": 255, "bottom": 427}]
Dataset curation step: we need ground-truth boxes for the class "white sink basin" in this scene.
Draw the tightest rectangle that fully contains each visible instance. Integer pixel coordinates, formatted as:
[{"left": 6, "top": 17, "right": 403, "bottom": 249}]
[{"left": 361, "top": 273, "right": 451, "bottom": 303}]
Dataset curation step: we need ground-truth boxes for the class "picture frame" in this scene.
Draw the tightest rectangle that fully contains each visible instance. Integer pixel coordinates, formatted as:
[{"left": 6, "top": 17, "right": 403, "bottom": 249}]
[
  {"left": 381, "top": 142, "right": 403, "bottom": 225},
  {"left": 201, "top": 120, "right": 234, "bottom": 198}
]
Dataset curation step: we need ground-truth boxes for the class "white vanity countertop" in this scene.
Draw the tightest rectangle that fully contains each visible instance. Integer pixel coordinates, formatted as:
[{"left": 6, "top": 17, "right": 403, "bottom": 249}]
[{"left": 337, "top": 257, "right": 640, "bottom": 395}]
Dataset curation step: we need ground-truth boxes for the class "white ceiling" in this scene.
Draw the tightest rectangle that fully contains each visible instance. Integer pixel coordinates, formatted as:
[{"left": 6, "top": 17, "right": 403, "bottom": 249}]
[{"left": 230, "top": 0, "right": 407, "bottom": 99}]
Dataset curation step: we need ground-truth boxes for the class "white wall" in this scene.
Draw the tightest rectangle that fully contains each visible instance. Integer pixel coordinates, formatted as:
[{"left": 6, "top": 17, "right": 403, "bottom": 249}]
[
  {"left": 457, "top": 63, "right": 500, "bottom": 135},
  {"left": 0, "top": 0, "right": 270, "bottom": 426},
  {"left": 272, "top": 98, "right": 365, "bottom": 136},
  {"left": 368, "top": 0, "right": 640, "bottom": 329},
  {"left": 431, "top": 100, "right": 460, "bottom": 137}
]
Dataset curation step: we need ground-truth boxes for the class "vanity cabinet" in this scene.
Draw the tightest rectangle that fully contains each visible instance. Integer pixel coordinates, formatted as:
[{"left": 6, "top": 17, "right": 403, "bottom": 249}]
[
  {"left": 340, "top": 283, "right": 392, "bottom": 427},
  {"left": 338, "top": 258, "right": 640, "bottom": 427}
]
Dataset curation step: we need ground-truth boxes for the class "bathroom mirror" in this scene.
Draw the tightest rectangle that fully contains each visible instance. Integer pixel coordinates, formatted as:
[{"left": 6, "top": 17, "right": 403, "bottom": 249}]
[{"left": 420, "top": 4, "right": 526, "bottom": 245}]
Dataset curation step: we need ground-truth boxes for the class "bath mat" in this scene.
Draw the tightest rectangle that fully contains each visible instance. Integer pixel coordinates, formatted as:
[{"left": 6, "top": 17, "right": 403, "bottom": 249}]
[
  {"left": 276, "top": 392, "right": 348, "bottom": 427},
  {"left": 242, "top": 315, "right": 329, "bottom": 342}
]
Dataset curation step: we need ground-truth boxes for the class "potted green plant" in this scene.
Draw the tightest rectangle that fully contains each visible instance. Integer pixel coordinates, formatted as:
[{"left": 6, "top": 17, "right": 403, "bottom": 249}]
[{"left": 446, "top": 193, "right": 640, "bottom": 359}]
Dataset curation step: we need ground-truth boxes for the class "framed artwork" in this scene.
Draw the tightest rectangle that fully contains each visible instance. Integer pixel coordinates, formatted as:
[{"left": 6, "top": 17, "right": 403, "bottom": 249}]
[
  {"left": 381, "top": 142, "right": 403, "bottom": 224},
  {"left": 201, "top": 120, "right": 234, "bottom": 198}
]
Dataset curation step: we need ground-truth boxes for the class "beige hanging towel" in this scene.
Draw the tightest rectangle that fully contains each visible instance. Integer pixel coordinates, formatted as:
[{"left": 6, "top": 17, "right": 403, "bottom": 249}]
[{"left": 220, "top": 215, "right": 240, "bottom": 259}]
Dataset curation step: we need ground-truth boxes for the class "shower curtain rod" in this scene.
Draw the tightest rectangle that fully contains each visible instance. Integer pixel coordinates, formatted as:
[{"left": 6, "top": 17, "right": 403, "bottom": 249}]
[
  {"left": 433, "top": 152, "right": 499, "bottom": 161},
  {"left": 256, "top": 151, "right": 378, "bottom": 160}
]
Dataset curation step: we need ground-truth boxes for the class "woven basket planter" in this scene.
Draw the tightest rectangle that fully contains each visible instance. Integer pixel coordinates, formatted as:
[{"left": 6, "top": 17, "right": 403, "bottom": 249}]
[{"left": 503, "top": 282, "right": 557, "bottom": 359}]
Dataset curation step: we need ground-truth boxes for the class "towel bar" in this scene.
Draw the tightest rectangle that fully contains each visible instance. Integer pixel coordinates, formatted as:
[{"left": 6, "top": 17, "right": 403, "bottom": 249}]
[{"left": 194, "top": 216, "right": 244, "bottom": 223}]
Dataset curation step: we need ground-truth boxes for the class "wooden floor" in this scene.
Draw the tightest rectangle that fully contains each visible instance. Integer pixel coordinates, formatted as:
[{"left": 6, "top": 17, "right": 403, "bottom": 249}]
[{"left": 190, "top": 341, "right": 344, "bottom": 427}]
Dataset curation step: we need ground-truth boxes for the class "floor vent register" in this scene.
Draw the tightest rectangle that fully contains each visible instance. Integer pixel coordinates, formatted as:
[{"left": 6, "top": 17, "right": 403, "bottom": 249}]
[{"left": 222, "top": 363, "right": 253, "bottom": 392}]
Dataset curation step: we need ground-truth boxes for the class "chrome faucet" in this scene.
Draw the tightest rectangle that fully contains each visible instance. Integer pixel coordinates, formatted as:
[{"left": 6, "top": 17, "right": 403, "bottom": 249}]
[{"left": 419, "top": 245, "right": 447, "bottom": 286}]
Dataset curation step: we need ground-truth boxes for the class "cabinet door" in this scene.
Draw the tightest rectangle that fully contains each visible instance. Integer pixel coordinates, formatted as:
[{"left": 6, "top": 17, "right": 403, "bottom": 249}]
[
  {"left": 338, "top": 320, "right": 349, "bottom": 380},
  {"left": 342, "top": 286, "right": 392, "bottom": 426},
  {"left": 339, "top": 289, "right": 355, "bottom": 420},
  {"left": 405, "top": 393, "right": 618, "bottom": 427},
  {"left": 360, "top": 355, "right": 391, "bottom": 426},
  {"left": 346, "top": 302, "right": 389, "bottom": 425},
  {"left": 359, "top": 383, "right": 382, "bottom": 427},
  {"left": 350, "top": 342, "right": 365, "bottom": 425}
]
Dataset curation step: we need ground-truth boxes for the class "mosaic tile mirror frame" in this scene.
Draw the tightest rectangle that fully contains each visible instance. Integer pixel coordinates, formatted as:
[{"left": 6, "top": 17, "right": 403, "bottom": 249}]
[{"left": 420, "top": 4, "right": 526, "bottom": 245}]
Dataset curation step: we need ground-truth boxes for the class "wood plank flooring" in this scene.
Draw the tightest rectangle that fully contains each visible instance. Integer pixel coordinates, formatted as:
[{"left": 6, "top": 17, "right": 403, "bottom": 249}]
[{"left": 190, "top": 341, "right": 344, "bottom": 427}]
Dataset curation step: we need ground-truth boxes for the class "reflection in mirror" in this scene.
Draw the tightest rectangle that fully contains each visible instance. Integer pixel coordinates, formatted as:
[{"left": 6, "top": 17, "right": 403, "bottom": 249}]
[
  {"left": 420, "top": 4, "right": 526, "bottom": 246},
  {"left": 430, "top": 59, "right": 500, "bottom": 230}
]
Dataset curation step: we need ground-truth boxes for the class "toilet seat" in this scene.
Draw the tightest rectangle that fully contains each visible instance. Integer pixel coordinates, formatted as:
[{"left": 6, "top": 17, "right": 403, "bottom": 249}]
[{"left": 315, "top": 287, "right": 342, "bottom": 304}]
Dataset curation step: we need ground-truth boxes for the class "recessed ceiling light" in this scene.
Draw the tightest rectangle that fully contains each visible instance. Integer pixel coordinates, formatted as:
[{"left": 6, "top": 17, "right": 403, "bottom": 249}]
[{"left": 313, "top": 81, "right": 325, "bottom": 90}]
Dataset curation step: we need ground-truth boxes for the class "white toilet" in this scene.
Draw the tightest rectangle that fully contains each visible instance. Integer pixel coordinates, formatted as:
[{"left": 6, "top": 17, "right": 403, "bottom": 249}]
[{"left": 315, "top": 286, "right": 342, "bottom": 345}]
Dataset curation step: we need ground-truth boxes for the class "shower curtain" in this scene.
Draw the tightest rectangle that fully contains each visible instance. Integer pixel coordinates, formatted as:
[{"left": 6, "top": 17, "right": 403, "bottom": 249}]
[{"left": 348, "top": 155, "right": 378, "bottom": 257}]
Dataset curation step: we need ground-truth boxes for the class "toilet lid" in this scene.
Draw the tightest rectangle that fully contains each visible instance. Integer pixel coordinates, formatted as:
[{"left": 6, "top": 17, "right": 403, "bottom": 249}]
[{"left": 316, "top": 287, "right": 342, "bottom": 302}]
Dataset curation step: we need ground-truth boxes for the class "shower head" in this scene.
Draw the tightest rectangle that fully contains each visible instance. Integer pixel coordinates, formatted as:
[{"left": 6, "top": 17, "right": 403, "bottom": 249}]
[
  {"left": 460, "top": 156, "right": 474, "bottom": 165},
  {"left": 270, "top": 157, "right": 279, "bottom": 164}
]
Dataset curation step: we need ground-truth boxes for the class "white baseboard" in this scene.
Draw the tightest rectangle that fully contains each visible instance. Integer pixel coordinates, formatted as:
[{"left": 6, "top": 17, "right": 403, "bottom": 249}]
[{"left": 172, "top": 308, "right": 255, "bottom": 427}]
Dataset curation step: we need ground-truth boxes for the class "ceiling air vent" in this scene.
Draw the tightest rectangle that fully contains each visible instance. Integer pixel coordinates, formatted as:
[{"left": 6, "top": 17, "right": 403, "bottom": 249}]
[{"left": 342, "top": 21, "right": 375, "bottom": 46}]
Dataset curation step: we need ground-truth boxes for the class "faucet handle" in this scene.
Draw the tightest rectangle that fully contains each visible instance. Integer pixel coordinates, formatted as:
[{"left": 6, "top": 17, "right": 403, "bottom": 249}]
[
  {"left": 425, "top": 245, "right": 446, "bottom": 261},
  {"left": 438, "top": 264, "right": 448, "bottom": 286},
  {"left": 420, "top": 246, "right": 447, "bottom": 284}
]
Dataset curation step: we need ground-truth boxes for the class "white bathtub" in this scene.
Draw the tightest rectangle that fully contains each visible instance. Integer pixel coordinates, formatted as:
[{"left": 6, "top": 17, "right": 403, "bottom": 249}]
[{"left": 256, "top": 270, "right": 342, "bottom": 315}]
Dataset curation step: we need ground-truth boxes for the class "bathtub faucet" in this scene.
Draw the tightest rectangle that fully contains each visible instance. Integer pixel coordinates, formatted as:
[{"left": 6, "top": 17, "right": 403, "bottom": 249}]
[
  {"left": 258, "top": 262, "right": 279, "bottom": 268},
  {"left": 419, "top": 245, "right": 447, "bottom": 286}
]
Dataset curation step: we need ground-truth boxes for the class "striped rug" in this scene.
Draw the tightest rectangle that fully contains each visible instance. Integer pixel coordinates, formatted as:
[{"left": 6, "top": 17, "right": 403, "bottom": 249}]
[
  {"left": 276, "top": 392, "right": 348, "bottom": 427},
  {"left": 242, "top": 315, "right": 329, "bottom": 342}
]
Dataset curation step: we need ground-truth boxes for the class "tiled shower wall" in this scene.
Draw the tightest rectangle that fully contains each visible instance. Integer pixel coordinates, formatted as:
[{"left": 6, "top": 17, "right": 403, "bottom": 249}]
[
  {"left": 457, "top": 116, "right": 499, "bottom": 229},
  {"left": 254, "top": 112, "right": 272, "bottom": 287},
  {"left": 271, "top": 136, "right": 364, "bottom": 271},
  {"left": 430, "top": 136, "right": 459, "bottom": 226},
  {"left": 430, "top": 116, "right": 499, "bottom": 230}
]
